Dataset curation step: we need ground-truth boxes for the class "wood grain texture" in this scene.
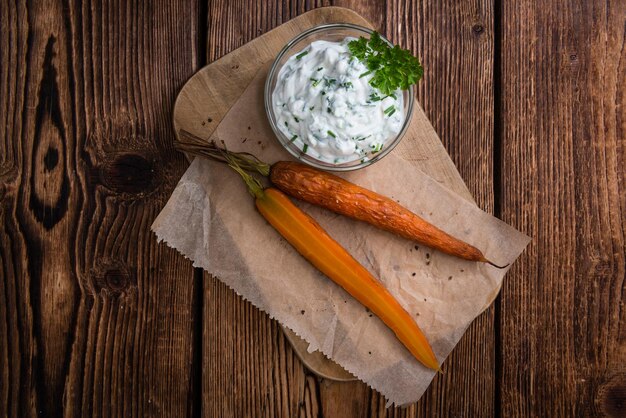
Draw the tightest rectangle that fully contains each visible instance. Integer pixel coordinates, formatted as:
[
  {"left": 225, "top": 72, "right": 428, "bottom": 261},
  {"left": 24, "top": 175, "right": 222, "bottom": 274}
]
[
  {"left": 202, "top": 3, "right": 332, "bottom": 417},
  {"left": 0, "top": 1, "right": 198, "bottom": 417},
  {"left": 499, "top": 0, "right": 626, "bottom": 417},
  {"left": 199, "top": 2, "right": 495, "bottom": 416}
]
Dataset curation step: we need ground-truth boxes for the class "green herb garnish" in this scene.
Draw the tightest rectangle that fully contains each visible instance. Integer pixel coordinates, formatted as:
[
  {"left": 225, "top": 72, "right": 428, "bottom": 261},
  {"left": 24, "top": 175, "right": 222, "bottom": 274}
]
[
  {"left": 290, "top": 135, "right": 298, "bottom": 142},
  {"left": 309, "top": 106, "right": 315, "bottom": 111},
  {"left": 324, "top": 78, "right": 336, "bottom": 87},
  {"left": 384, "top": 105, "right": 395, "bottom": 115},
  {"left": 294, "top": 116, "right": 300, "bottom": 123},
  {"left": 317, "top": 67, "right": 323, "bottom": 71},
  {"left": 327, "top": 130, "right": 336, "bottom": 138},
  {"left": 303, "top": 144, "right": 308, "bottom": 153},
  {"left": 296, "top": 50, "right": 309, "bottom": 60},
  {"left": 348, "top": 32, "right": 423, "bottom": 96},
  {"left": 310, "top": 78, "right": 321, "bottom": 87}
]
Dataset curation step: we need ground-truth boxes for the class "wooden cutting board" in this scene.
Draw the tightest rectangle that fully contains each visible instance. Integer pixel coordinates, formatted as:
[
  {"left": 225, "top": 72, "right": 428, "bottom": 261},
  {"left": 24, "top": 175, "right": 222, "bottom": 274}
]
[{"left": 173, "top": 6, "right": 475, "bottom": 381}]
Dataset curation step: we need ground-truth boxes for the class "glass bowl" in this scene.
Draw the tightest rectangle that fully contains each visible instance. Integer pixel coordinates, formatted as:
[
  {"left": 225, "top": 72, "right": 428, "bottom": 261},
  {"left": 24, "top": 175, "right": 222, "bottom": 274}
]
[{"left": 264, "top": 23, "right": 414, "bottom": 172}]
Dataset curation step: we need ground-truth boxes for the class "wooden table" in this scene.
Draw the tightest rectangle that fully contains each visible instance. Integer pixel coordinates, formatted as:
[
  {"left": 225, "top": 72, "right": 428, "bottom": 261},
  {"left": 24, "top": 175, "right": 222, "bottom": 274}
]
[{"left": 1, "top": 1, "right": 624, "bottom": 417}]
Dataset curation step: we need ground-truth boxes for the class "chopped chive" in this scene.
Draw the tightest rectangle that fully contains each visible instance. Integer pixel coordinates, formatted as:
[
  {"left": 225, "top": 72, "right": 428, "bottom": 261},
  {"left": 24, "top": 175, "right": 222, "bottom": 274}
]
[
  {"left": 324, "top": 78, "right": 336, "bottom": 87},
  {"left": 316, "top": 67, "right": 323, "bottom": 71},
  {"left": 334, "top": 157, "right": 341, "bottom": 163},
  {"left": 282, "top": 103, "right": 286, "bottom": 107},
  {"left": 321, "top": 91, "right": 326, "bottom": 95},
  {"left": 368, "top": 93, "right": 382, "bottom": 102},
  {"left": 290, "top": 135, "right": 298, "bottom": 142},
  {"left": 340, "top": 82, "right": 353, "bottom": 89},
  {"left": 294, "top": 116, "right": 300, "bottom": 122},
  {"left": 327, "top": 107, "right": 332, "bottom": 113},
  {"left": 296, "top": 50, "right": 309, "bottom": 60},
  {"left": 387, "top": 109, "right": 396, "bottom": 117},
  {"left": 359, "top": 71, "right": 372, "bottom": 78},
  {"left": 302, "top": 144, "right": 308, "bottom": 153},
  {"left": 371, "top": 143, "right": 383, "bottom": 153},
  {"left": 309, "top": 106, "right": 315, "bottom": 111},
  {"left": 310, "top": 78, "right": 320, "bottom": 87},
  {"left": 384, "top": 105, "right": 395, "bottom": 115},
  {"left": 327, "top": 130, "right": 336, "bottom": 138},
  {"left": 284, "top": 121, "right": 288, "bottom": 127},
  {"left": 361, "top": 158, "right": 366, "bottom": 163}
]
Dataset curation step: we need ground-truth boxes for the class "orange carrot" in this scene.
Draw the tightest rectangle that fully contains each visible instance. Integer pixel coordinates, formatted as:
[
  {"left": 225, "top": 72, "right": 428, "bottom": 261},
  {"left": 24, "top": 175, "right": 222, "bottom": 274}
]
[
  {"left": 226, "top": 158, "right": 439, "bottom": 371},
  {"left": 175, "top": 130, "right": 505, "bottom": 268},
  {"left": 270, "top": 161, "right": 504, "bottom": 267}
]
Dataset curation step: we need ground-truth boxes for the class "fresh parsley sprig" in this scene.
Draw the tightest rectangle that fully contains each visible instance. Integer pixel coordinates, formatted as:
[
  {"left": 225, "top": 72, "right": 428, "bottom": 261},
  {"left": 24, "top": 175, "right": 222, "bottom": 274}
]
[{"left": 348, "top": 32, "right": 423, "bottom": 96}]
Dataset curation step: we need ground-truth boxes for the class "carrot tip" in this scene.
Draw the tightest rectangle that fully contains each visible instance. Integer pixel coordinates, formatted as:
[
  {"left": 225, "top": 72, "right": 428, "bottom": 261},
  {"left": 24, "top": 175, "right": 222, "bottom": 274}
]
[{"left": 486, "top": 260, "right": 509, "bottom": 269}]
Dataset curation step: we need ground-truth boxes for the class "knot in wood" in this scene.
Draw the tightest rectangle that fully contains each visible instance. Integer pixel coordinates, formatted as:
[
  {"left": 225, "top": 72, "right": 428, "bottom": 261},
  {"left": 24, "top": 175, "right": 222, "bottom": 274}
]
[
  {"left": 101, "top": 152, "right": 156, "bottom": 195},
  {"left": 472, "top": 24, "right": 484, "bottom": 34},
  {"left": 595, "top": 372, "right": 626, "bottom": 417},
  {"left": 93, "top": 260, "right": 135, "bottom": 295}
]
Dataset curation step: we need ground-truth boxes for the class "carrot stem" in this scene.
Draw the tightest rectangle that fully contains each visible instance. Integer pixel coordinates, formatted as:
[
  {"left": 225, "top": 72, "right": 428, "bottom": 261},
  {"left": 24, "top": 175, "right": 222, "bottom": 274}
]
[{"left": 177, "top": 129, "right": 270, "bottom": 176}]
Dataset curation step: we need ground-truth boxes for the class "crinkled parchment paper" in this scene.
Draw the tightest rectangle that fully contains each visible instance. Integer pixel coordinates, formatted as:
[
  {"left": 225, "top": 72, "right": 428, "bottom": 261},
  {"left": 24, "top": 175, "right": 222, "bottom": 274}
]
[{"left": 153, "top": 71, "right": 530, "bottom": 406}]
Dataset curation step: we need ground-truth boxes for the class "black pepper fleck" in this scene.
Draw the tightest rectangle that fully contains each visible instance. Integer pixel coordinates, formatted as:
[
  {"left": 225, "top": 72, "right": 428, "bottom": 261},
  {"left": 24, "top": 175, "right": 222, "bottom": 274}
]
[
  {"left": 411, "top": 272, "right": 416, "bottom": 277},
  {"left": 300, "top": 310, "right": 305, "bottom": 315}
]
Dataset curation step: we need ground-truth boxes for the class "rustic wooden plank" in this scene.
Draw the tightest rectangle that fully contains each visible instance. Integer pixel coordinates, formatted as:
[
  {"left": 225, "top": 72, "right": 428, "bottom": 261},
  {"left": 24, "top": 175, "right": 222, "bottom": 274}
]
[
  {"left": 201, "top": 1, "right": 495, "bottom": 416},
  {"left": 0, "top": 1, "right": 198, "bottom": 417},
  {"left": 202, "top": 4, "right": 334, "bottom": 417},
  {"left": 499, "top": 0, "right": 626, "bottom": 416},
  {"left": 397, "top": 1, "right": 497, "bottom": 416},
  {"left": 202, "top": 4, "right": 338, "bottom": 417}
]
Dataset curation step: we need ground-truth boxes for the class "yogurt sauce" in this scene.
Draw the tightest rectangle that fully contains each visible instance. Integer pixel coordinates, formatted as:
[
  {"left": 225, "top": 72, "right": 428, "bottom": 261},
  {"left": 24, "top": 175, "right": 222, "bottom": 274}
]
[{"left": 272, "top": 38, "right": 405, "bottom": 164}]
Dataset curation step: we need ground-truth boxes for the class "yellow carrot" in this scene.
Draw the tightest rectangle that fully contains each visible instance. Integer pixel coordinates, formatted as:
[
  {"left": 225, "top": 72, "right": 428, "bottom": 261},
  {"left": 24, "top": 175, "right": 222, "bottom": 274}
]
[{"left": 227, "top": 159, "right": 439, "bottom": 370}]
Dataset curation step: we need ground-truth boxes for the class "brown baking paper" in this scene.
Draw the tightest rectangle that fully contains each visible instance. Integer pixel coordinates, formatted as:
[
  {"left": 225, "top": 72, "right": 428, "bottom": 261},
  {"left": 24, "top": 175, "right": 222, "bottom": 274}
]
[{"left": 152, "top": 70, "right": 530, "bottom": 406}]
